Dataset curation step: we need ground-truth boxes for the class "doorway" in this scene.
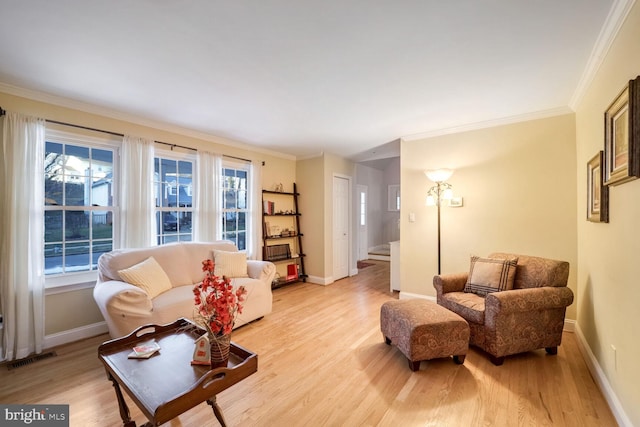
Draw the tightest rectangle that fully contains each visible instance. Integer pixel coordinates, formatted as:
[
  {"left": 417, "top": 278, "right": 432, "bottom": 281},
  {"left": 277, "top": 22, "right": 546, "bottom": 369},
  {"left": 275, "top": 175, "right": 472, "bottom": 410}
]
[{"left": 333, "top": 175, "right": 350, "bottom": 281}]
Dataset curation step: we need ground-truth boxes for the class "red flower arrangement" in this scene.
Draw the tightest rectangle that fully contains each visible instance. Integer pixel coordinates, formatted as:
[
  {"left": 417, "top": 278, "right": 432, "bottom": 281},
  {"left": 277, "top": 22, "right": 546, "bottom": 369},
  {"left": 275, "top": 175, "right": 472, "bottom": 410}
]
[{"left": 193, "top": 259, "right": 247, "bottom": 336}]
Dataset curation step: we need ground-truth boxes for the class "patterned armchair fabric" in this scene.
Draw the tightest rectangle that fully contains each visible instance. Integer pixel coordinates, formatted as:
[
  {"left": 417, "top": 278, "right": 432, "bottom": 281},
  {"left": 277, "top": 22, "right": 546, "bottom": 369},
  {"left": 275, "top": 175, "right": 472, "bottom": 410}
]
[{"left": 433, "top": 253, "right": 573, "bottom": 365}]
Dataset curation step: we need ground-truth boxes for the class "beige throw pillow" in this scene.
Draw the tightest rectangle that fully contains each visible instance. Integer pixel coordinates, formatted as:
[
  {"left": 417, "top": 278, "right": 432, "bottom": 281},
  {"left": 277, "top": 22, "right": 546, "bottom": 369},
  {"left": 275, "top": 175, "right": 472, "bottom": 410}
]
[
  {"left": 213, "top": 250, "right": 249, "bottom": 278},
  {"left": 118, "top": 256, "right": 172, "bottom": 298},
  {"left": 464, "top": 255, "right": 518, "bottom": 296}
]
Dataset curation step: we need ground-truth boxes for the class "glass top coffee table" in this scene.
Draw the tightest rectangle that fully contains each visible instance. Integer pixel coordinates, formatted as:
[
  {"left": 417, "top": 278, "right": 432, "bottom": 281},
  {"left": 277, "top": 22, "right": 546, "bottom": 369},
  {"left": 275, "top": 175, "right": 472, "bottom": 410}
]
[{"left": 98, "top": 317, "right": 257, "bottom": 427}]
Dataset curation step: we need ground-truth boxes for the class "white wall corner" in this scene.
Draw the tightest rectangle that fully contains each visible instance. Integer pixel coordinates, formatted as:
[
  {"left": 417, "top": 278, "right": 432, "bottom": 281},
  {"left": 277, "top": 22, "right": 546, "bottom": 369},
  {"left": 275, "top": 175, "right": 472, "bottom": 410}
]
[{"left": 574, "top": 324, "right": 633, "bottom": 427}]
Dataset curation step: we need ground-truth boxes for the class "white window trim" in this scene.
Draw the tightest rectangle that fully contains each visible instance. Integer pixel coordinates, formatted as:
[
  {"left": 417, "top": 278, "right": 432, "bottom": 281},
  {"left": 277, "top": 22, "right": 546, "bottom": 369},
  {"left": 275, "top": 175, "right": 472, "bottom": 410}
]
[
  {"left": 220, "top": 159, "right": 252, "bottom": 252},
  {"left": 44, "top": 128, "right": 120, "bottom": 288}
]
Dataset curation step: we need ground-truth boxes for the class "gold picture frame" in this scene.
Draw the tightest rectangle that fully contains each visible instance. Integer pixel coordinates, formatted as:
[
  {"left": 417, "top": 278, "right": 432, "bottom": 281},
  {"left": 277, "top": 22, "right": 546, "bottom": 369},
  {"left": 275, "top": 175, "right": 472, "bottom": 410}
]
[
  {"left": 587, "top": 151, "right": 608, "bottom": 223},
  {"left": 603, "top": 76, "right": 640, "bottom": 186}
]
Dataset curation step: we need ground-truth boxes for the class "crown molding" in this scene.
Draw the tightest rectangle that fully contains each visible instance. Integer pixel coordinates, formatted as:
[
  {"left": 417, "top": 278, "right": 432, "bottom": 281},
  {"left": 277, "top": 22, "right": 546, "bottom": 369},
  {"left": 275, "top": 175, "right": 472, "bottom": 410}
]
[
  {"left": 400, "top": 106, "right": 573, "bottom": 142},
  {"left": 0, "top": 82, "right": 296, "bottom": 161},
  {"left": 569, "top": 0, "right": 637, "bottom": 109}
]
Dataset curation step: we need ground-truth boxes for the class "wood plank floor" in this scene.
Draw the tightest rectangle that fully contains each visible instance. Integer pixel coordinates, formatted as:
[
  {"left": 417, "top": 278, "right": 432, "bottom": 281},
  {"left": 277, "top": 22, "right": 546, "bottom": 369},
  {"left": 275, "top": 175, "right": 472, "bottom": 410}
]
[{"left": 0, "top": 260, "right": 617, "bottom": 426}]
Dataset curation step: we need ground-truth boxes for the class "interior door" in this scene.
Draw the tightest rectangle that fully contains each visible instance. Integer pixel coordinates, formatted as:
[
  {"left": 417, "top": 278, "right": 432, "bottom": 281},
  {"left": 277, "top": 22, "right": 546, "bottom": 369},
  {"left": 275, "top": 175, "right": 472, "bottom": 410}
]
[
  {"left": 333, "top": 176, "right": 350, "bottom": 280},
  {"left": 357, "top": 185, "right": 368, "bottom": 261}
]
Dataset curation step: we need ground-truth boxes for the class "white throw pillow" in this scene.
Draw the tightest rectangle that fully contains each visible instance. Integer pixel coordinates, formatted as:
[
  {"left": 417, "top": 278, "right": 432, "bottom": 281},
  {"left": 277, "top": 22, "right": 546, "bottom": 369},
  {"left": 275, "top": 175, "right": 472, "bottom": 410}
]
[
  {"left": 213, "top": 250, "right": 249, "bottom": 278},
  {"left": 118, "top": 256, "right": 172, "bottom": 298}
]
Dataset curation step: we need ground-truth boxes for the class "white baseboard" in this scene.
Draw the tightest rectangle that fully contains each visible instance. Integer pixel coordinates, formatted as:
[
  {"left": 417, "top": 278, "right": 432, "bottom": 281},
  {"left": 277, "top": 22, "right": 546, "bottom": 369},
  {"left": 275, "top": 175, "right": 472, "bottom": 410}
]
[
  {"left": 306, "top": 275, "right": 333, "bottom": 286},
  {"left": 43, "top": 321, "right": 109, "bottom": 350},
  {"left": 398, "top": 292, "right": 436, "bottom": 301},
  {"left": 563, "top": 318, "right": 575, "bottom": 332},
  {"left": 574, "top": 324, "right": 632, "bottom": 427}
]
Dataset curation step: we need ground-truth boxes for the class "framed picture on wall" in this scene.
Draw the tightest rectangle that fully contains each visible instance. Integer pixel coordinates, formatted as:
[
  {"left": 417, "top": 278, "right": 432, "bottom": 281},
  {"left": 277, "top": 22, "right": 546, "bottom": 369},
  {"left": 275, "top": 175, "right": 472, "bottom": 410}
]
[
  {"left": 587, "top": 151, "right": 609, "bottom": 223},
  {"left": 603, "top": 76, "right": 640, "bottom": 186}
]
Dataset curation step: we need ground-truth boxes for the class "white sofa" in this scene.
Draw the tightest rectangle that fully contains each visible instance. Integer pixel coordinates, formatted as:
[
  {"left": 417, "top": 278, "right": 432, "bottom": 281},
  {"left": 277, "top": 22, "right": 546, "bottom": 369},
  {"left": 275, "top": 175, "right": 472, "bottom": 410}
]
[{"left": 93, "top": 241, "right": 276, "bottom": 338}]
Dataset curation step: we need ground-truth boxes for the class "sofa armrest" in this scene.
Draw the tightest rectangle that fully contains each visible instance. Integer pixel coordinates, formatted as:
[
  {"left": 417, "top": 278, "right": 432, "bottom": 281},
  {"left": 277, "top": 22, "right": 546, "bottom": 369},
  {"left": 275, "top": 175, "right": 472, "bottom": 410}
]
[
  {"left": 93, "top": 280, "right": 153, "bottom": 316},
  {"left": 485, "top": 286, "right": 574, "bottom": 316},
  {"left": 433, "top": 273, "right": 468, "bottom": 297},
  {"left": 247, "top": 260, "right": 277, "bottom": 283}
]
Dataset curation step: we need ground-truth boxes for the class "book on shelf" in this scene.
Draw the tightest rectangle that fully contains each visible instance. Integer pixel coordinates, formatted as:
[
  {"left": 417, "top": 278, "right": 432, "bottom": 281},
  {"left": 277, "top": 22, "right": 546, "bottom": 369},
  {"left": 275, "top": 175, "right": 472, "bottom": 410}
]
[
  {"left": 286, "top": 263, "right": 299, "bottom": 281},
  {"left": 263, "top": 200, "right": 275, "bottom": 215}
]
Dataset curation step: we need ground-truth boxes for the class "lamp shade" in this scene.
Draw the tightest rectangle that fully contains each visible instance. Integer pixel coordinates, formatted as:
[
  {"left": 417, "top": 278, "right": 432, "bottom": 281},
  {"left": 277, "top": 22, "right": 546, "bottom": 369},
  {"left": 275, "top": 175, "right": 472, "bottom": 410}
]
[{"left": 424, "top": 169, "right": 454, "bottom": 182}]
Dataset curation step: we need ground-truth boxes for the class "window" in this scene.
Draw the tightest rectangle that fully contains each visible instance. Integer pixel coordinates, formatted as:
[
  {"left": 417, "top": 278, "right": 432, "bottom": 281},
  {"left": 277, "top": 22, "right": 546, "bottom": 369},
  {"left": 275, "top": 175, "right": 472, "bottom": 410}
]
[
  {"left": 44, "top": 133, "right": 116, "bottom": 276},
  {"left": 220, "top": 164, "right": 249, "bottom": 251},
  {"left": 154, "top": 154, "right": 194, "bottom": 244}
]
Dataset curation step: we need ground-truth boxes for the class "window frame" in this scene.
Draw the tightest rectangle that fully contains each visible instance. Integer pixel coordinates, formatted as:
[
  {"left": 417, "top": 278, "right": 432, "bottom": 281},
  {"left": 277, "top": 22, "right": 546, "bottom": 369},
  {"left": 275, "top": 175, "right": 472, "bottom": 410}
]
[
  {"left": 219, "top": 160, "right": 251, "bottom": 252},
  {"left": 44, "top": 129, "right": 120, "bottom": 289},
  {"left": 153, "top": 148, "right": 196, "bottom": 245}
]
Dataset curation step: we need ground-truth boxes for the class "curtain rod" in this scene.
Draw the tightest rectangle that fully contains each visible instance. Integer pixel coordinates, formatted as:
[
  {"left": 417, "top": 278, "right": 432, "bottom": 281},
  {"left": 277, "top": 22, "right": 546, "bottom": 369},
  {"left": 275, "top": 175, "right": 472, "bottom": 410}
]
[{"left": 1, "top": 106, "right": 252, "bottom": 162}]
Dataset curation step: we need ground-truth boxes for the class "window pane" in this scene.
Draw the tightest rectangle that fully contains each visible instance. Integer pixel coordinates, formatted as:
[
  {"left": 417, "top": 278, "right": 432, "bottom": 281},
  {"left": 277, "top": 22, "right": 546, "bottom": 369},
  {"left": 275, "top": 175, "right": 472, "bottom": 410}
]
[
  {"left": 45, "top": 211, "right": 63, "bottom": 242},
  {"left": 163, "top": 235, "right": 179, "bottom": 244},
  {"left": 91, "top": 148, "right": 113, "bottom": 177},
  {"left": 92, "top": 211, "right": 112, "bottom": 239},
  {"left": 64, "top": 175, "right": 88, "bottom": 206},
  {"left": 163, "top": 211, "right": 178, "bottom": 232},
  {"left": 91, "top": 177, "right": 112, "bottom": 207},
  {"left": 177, "top": 185, "right": 191, "bottom": 207},
  {"left": 92, "top": 240, "right": 112, "bottom": 269},
  {"left": 161, "top": 158, "right": 177, "bottom": 181},
  {"left": 65, "top": 145, "right": 90, "bottom": 177},
  {"left": 179, "top": 212, "right": 192, "bottom": 232},
  {"left": 236, "top": 232, "right": 246, "bottom": 251},
  {"left": 44, "top": 243, "right": 63, "bottom": 275},
  {"left": 178, "top": 160, "right": 192, "bottom": 177},
  {"left": 44, "top": 174, "right": 63, "bottom": 206},
  {"left": 65, "top": 210, "right": 90, "bottom": 241},
  {"left": 237, "top": 212, "right": 246, "bottom": 231},
  {"left": 65, "top": 241, "right": 90, "bottom": 272},
  {"left": 225, "top": 189, "right": 237, "bottom": 209},
  {"left": 237, "top": 189, "right": 247, "bottom": 209}
]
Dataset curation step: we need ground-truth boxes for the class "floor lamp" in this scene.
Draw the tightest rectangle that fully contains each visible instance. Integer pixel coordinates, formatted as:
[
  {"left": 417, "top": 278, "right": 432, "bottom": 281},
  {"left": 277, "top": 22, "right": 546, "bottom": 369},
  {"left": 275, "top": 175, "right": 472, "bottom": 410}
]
[{"left": 425, "top": 169, "right": 454, "bottom": 275}]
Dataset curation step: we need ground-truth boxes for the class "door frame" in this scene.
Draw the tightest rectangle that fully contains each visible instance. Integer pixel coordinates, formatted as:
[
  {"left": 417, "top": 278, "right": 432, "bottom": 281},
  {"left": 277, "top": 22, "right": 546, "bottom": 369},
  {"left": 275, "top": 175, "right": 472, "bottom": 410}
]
[{"left": 332, "top": 173, "right": 352, "bottom": 281}]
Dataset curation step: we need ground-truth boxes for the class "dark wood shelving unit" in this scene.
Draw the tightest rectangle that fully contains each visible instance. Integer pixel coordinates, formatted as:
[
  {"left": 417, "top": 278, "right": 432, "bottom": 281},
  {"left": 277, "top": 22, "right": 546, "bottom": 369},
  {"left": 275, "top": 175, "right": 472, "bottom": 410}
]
[{"left": 262, "top": 183, "right": 307, "bottom": 288}]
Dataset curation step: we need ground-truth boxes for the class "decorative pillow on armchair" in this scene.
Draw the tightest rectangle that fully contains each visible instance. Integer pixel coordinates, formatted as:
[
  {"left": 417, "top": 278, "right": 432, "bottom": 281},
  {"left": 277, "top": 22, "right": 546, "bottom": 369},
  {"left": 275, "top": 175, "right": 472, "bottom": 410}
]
[
  {"left": 464, "top": 255, "right": 518, "bottom": 296},
  {"left": 213, "top": 250, "right": 249, "bottom": 278},
  {"left": 117, "top": 256, "right": 172, "bottom": 298}
]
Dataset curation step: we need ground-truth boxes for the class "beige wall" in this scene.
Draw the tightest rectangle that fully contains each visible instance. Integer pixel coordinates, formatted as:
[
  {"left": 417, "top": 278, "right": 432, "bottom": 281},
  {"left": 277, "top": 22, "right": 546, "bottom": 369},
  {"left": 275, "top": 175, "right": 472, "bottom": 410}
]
[
  {"left": 295, "top": 155, "right": 325, "bottom": 281},
  {"left": 296, "top": 153, "right": 356, "bottom": 283},
  {"left": 575, "top": 2, "right": 640, "bottom": 425},
  {"left": 400, "top": 114, "right": 578, "bottom": 321},
  {"left": 0, "top": 90, "right": 296, "bottom": 336}
]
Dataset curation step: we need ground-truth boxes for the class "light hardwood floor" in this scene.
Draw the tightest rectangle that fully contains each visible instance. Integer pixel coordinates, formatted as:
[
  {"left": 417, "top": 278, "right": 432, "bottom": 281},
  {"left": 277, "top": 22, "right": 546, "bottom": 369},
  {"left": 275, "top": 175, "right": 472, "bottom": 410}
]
[{"left": 0, "top": 260, "right": 617, "bottom": 426}]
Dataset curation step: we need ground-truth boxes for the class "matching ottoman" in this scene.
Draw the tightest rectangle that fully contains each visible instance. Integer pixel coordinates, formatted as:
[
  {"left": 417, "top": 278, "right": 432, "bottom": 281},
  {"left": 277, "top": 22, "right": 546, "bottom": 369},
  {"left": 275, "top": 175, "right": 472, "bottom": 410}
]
[{"left": 380, "top": 299, "right": 470, "bottom": 371}]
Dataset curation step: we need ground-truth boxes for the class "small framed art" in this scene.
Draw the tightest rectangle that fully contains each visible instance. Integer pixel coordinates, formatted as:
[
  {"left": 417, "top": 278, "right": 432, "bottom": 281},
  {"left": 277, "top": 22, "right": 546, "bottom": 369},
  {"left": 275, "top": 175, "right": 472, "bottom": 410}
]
[
  {"left": 603, "top": 76, "right": 640, "bottom": 186},
  {"left": 587, "top": 151, "right": 608, "bottom": 223}
]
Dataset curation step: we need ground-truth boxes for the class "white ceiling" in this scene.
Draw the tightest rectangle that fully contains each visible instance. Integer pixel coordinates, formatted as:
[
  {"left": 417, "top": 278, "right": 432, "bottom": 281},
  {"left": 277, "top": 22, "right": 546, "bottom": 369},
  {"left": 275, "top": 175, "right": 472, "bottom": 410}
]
[{"left": 0, "top": 1, "right": 617, "bottom": 161}]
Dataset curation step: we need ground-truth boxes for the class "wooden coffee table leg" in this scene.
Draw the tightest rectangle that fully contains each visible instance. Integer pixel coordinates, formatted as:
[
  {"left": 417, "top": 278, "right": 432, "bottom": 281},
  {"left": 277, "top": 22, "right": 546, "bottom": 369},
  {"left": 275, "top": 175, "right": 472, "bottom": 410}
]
[
  {"left": 107, "top": 373, "right": 135, "bottom": 427},
  {"left": 207, "top": 396, "right": 227, "bottom": 427}
]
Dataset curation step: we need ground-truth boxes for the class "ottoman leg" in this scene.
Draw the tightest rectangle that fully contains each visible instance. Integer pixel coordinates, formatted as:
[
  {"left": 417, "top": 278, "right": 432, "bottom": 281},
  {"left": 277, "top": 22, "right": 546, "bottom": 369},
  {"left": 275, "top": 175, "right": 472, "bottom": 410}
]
[
  {"left": 453, "top": 355, "right": 465, "bottom": 364},
  {"left": 384, "top": 336, "right": 391, "bottom": 345},
  {"left": 408, "top": 359, "right": 421, "bottom": 371}
]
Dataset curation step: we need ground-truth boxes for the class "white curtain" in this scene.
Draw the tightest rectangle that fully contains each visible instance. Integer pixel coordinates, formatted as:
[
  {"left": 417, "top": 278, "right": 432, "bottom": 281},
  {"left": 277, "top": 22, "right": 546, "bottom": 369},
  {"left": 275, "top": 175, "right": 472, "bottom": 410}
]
[
  {"left": 248, "top": 162, "right": 262, "bottom": 259},
  {"left": 120, "top": 135, "right": 155, "bottom": 248},
  {"left": 194, "top": 151, "right": 222, "bottom": 242},
  {"left": 0, "top": 112, "right": 46, "bottom": 361}
]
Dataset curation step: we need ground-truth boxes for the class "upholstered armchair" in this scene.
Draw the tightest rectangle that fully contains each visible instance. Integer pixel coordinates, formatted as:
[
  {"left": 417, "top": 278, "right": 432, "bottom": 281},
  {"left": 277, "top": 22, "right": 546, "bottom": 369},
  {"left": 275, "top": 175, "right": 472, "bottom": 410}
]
[{"left": 433, "top": 253, "right": 574, "bottom": 365}]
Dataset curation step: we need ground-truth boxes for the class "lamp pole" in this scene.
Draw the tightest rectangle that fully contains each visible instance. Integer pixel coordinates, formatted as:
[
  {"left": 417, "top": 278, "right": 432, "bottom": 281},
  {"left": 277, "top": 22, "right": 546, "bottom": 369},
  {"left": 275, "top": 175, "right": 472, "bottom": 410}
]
[{"left": 436, "top": 182, "right": 442, "bottom": 275}]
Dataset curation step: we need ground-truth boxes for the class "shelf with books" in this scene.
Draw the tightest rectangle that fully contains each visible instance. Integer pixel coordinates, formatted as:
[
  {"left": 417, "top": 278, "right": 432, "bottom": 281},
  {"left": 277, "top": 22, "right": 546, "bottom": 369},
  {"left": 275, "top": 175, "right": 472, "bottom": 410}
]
[{"left": 262, "top": 183, "right": 306, "bottom": 288}]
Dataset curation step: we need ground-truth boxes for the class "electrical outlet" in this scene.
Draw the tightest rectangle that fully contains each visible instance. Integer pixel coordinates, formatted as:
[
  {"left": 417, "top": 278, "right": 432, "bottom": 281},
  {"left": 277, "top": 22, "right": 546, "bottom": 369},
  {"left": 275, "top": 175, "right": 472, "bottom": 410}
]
[{"left": 611, "top": 344, "right": 617, "bottom": 371}]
